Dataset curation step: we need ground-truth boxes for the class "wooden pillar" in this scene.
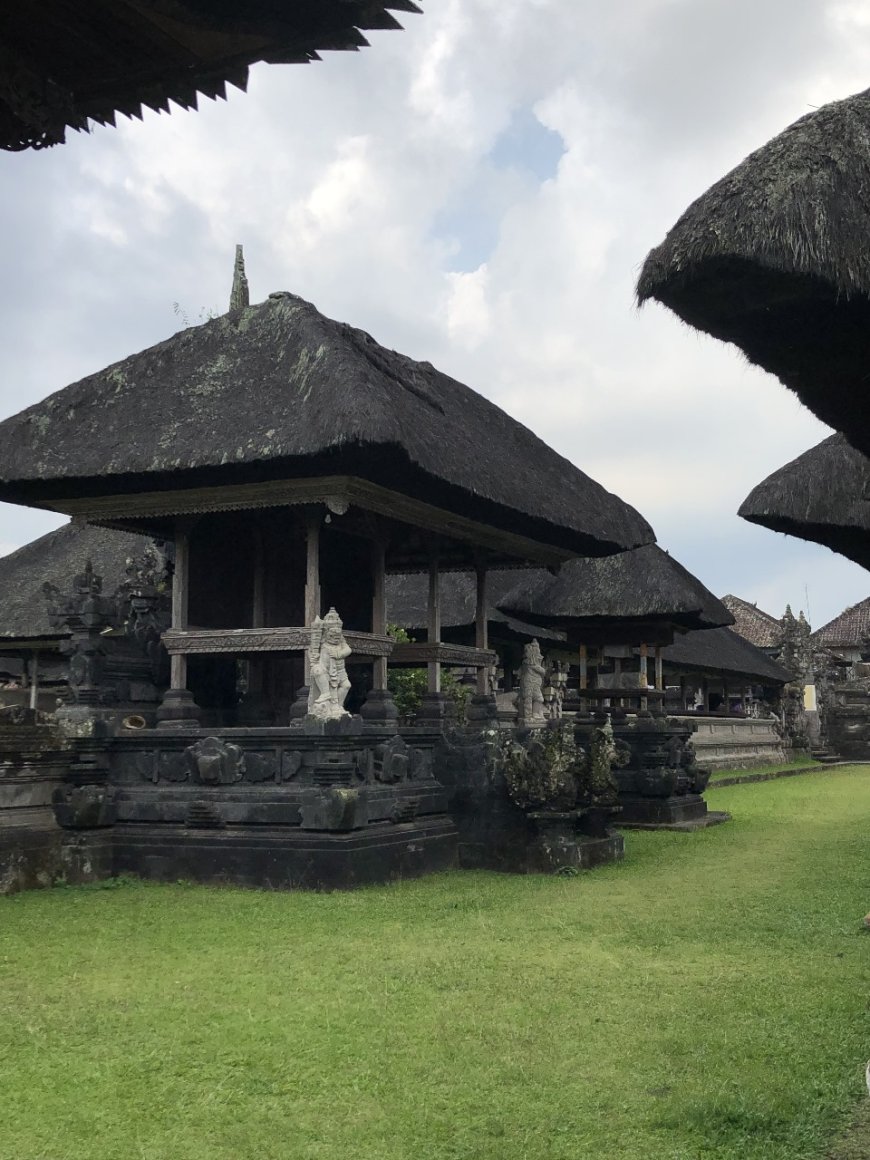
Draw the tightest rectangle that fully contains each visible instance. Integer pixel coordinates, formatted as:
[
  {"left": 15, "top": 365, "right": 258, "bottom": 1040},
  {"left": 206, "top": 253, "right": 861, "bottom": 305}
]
[
  {"left": 372, "top": 539, "right": 387, "bottom": 691},
  {"left": 639, "top": 642, "right": 648, "bottom": 711},
  {"left": 170, "top": 529, "right": 190, "bottom": 690},
  {"left": 427, "top": 558, "right": 440, "bottom": 694},
  {"left": 29, "top": 650, "right": 39, "bottom": 711},
  {"left": 304, "top": 511, "right": 321, "bottom": 683},
  {"left": 252, "top": 527, "right": 265, "bottom": 628},
  {"left": 475, "top": 564, "right": 488, "bottom": 694},
  {"left": 655, "top": 646, "right": 663, "bottom": 691},
  {"left": 578, "top": 644, "right": 588, "bottom": 690}
]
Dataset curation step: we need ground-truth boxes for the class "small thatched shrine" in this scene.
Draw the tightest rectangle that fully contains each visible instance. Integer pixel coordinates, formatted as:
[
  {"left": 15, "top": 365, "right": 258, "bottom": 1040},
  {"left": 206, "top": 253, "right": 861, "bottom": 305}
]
[
  {"left": 494, "top": 544, "right": 734, "bottom": 828},
  {"left": 637, "top": 88, "right": 870, "bottom": 455},
  {"left": 0, "top": 522, "right": 163, "bottom": 715},
  {"left": 1, "top": 0, "right": 420, "bottom": 151},
  {"left": 739, "top": 434, "right": 870, "bottom": 572},
  {"left": 0, "top": 278, "right": 653, "bottom": 889}
]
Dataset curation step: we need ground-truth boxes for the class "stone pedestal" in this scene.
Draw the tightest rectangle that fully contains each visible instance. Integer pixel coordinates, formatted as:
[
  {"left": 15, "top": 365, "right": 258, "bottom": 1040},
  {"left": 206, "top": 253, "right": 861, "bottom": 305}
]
[
  {"left": 415, "top": 692, "right": 456, "bottom": 727},
  {"left": 156, "top": 688, "right": 202, "bottom": 730},
  {"left": 524, "top": 810, "right": 624, "bottom": 874},
  {"left": 576, "top": 713, "right": 721, "bottom": 831},
  {"left": 359, "top": 689, "right": 399, "bottom": 726}
]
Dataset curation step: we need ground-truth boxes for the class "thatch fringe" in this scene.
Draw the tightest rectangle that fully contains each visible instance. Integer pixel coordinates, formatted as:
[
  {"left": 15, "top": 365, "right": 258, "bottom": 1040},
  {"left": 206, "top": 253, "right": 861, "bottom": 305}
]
[
  {"left": 637, "top": 88, "right": 870, "bottom": 453},
  {"left": 496, "top": 544, "right": 732, "bottom": 631},
  {"left": 739, "top": 433, "right": 870, "bottom": 570}
]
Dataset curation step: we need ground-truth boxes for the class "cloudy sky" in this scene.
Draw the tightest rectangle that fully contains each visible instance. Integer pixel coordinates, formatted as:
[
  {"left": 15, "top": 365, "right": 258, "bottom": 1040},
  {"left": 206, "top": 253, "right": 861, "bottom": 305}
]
[{"left": 1, "top": 0, "right": 869, "bottom": 629}]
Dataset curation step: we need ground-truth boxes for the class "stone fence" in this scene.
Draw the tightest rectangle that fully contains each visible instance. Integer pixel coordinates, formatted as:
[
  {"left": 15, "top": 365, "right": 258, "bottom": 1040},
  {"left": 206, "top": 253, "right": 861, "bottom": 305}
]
[{"left": 675, "top": 715, "right": 787, "bottom": 771}]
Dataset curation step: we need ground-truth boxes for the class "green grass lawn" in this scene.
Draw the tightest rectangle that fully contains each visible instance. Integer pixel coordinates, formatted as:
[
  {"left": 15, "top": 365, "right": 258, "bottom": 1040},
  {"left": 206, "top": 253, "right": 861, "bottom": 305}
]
[
  {"left": 706, "top": 752, "right": 819, "bottom": 784},
  {"left": 2, "top": 770, "right": 870, "bottom": 1160}
]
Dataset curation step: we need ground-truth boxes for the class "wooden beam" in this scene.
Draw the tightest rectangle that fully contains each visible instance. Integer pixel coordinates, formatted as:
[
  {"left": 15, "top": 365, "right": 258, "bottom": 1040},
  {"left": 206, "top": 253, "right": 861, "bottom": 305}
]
[{"left": 48, "top": 474, "right": 578, "bottom": 567}]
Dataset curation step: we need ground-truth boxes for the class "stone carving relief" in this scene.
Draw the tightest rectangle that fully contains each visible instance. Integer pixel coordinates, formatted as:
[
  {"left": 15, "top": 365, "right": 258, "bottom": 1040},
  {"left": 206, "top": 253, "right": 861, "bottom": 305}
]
[
  {"left": 308, "top": 608, "right": 352, "bottom": 721},
  {"left": 184, "top": 736, "right": 245, "bottom": 785}
]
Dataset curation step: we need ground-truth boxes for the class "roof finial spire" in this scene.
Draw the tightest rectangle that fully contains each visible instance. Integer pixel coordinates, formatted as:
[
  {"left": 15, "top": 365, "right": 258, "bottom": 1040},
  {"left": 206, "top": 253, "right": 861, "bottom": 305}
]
[{"left": 229, "top": 244, "right": 249, "bottom": 312}]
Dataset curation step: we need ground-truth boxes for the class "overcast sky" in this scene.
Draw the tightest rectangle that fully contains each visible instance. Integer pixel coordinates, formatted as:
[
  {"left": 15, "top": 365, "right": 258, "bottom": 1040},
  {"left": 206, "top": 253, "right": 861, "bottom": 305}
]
[{"left": 1, "top": 0, "right": 869, "bottom": 629}]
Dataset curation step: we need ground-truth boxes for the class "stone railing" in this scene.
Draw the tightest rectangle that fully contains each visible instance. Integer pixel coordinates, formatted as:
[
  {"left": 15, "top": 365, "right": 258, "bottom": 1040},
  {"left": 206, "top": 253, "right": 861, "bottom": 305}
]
[{"left": 675, "top": 714, "right": 787, "bottom": 771}]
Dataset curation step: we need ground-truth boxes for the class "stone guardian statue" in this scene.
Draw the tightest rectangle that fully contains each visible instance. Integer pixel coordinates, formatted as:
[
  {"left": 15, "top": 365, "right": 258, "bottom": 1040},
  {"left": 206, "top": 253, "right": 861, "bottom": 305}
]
[
  {"left": 518, "top": 639, "right": 547, "bottom": 727},
  {"left": 308, "top": 607, "right": 352, "bottom": 720}
]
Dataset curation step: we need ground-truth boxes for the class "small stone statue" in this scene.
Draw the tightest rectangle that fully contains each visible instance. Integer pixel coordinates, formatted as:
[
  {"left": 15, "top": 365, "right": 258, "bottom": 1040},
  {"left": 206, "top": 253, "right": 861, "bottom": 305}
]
[
  {"left": 308, "top": 607, "right": 352, "bottom": 720},
  {"left": 587, "top": 715, "right": 620, "bottom": 807},
  {"left": 518, "top": 639, "right": 547, "bottom": 727}
]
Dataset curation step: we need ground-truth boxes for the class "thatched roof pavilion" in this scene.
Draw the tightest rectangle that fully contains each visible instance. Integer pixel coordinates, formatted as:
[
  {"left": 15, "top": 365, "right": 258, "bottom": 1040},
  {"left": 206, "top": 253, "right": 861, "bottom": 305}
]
[
  {"left": 0, "top": 522, "right": 156, "bottom": 649},
  {"left": 496, "top": 544, "right": 732, "bottom": 644},
  {"left": 0, "top": 291, "right": 653, "bottom": 566},
  {"left": 661, "top": 626, "right": 792, "bottom": 686},
  {"left": 0, "top": 521, "right": 160, "bottom": 706},
  {"left": 1, "top": 1, "right": 420, "bottom": 151},
  {"left": 637, "top": 88, "right": 870, "bottom": 454},
  {"left": 738, "top": 433, "right": 870, "bottom": 571}
]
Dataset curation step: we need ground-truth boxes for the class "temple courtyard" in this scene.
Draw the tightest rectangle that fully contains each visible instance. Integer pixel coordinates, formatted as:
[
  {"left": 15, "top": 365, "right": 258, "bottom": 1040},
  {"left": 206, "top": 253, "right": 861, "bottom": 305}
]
[{"left": 2, "top": 766, "right": 869, "bottom": 1160}]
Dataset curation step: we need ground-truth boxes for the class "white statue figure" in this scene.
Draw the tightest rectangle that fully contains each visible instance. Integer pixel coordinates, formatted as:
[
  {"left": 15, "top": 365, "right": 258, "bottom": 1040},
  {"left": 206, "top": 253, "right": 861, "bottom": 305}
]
[
  {"left": 308, "top": 607, "right": 352, "bottom": 720},
  {"left": 518, "top": 639, "right": 547, "bottom": 727}
]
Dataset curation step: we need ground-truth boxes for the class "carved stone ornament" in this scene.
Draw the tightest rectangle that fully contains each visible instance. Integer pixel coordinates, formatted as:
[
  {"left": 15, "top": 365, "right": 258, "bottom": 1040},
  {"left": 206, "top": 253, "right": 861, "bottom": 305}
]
[
  {"left": 518, "top": 639, "right": 547, "bottom": 728},
  {"left": 185, "top": 736, "right": 245, "bottom": 785},
  {"left": 374, "top": 735, "right": 410, "bottom": 784},
  {"left": 307, "top": 607, "right": 352, "bottom": 721}
]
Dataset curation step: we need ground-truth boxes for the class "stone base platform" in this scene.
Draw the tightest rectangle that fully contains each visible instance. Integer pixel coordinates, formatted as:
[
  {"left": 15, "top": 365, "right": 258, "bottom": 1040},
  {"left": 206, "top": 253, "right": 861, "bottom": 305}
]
[
  {"left": 617, "top": 809, "right": 732, "bottom": 832},
  {"left": 0, "top": 826, "right": 113, "bottom": 893},
  {"left": 112, "top": 818, "right": 458, "bottom": 890},
  {"left": 615, "top": 792, "right": 712, "bottom": 829}
]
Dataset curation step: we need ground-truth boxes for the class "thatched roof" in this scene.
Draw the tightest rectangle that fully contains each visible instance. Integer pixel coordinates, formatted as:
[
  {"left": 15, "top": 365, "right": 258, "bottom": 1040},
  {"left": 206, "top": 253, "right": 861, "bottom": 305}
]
[
  {"left": 0, "top": 522, "right": 157, "bottom": 643},
  {"left": 720, "top": 595, "right": 783, "bottom": 650},
  {"left": 0, "top": 292, "right": 653, "bottom": 560},
  {"left": 662, "top": 626, "right": 792, "bottom": 684},
  {"left": 738, "top": 433, "right": 870, "bottom": 570},
  {"left": 496, "top": 544, "right": 732, "bottom": 631},
  {"left": 637, "top": 87, "right": 870, "bottom": 455},
  {"left": 812, "top": 596, "right": 870, "bottom": 649},
  {"left": 1, "top": 1, "right": 420, "bottom": 152},
  {"left": 385, "top": 571, "right": 566, "bottom": 644}
]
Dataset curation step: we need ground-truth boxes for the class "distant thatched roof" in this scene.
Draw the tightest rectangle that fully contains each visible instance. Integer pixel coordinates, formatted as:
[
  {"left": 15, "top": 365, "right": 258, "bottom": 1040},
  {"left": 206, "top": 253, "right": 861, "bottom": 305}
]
[
  {"left": 385, "top": 571, "right": 566, "bottom": 644},
  {"left": 738, "top": 434, "right": 870, "bottom": 570},
  {"left": 637, "top": 88, "right": 870, "bottom": 455},
  {"left": 0, "top": 293, "right": 653, "bottom": 560},
  {"left": 496, "top": 545, "right": 732, "bottom": 631},
  {"left": 720, "top": 595, "right": 783, "bottom": 650},
  {"left": 662, "top": 626, "right": 792, "bottom": 684},
  {"left": 0, "top": 522, "right": 157, "bottom": 643},
  {"left": 1, "top": 1, "right": 420, "bottom": 151},
  {"left": 812, "top": 596, "right": 870, "bottom": 649}
]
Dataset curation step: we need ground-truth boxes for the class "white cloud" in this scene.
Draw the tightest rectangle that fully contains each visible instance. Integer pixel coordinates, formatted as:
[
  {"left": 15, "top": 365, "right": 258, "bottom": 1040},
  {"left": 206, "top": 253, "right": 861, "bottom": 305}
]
[{"left": 0, "top": 0, "right": 867, "bottom": 626}]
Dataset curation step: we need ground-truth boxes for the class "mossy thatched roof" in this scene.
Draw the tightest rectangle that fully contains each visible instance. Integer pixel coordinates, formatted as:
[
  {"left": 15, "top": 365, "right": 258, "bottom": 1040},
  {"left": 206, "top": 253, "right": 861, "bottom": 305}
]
[
  {"left": 496, "top": 544, "right": 732, "bottom": 631},
  {"left": 739, "top": 433, "right": 870, "bottom": 570},
  {"left": 637, "top": 88, "right": 870, "bottom": 455},
  {"left": 0, "top": 522, "right": 157, "bottom": 643},
  {"left": 1, "top": 1, "right": 420, "bottom": 151},
  {"left": 662, "top": 625, "right": 792, "bottom": 684},
  {"left": 0, "top": 292, "right": 653, "bottom": 560}
]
